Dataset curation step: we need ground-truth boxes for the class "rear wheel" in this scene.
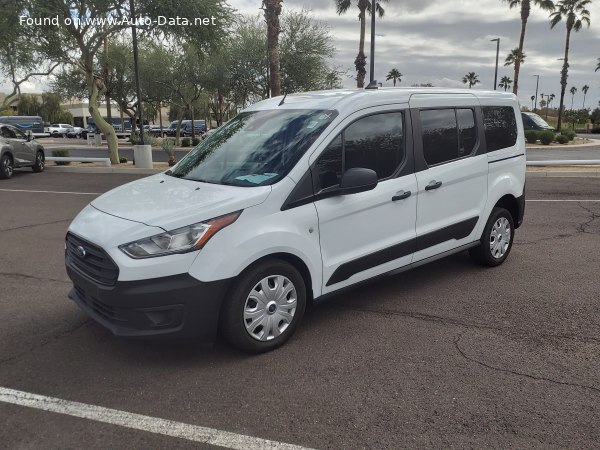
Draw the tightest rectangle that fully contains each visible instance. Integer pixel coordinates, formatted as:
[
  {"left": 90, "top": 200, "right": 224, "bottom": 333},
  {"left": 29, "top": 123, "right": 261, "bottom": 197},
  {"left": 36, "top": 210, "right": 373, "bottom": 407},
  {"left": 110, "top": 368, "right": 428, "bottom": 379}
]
[
  {"left": 0, "top": 154, "right": 14, "bottom": 179},
  {"left": 32, "top": 151, "right": 45, "bottom": 173},
  {"left": 469, "top": 207, "right": 514, "bottom": 267},
  {"left": 220, "top": 259, "right": 307, "bottom": 353}
]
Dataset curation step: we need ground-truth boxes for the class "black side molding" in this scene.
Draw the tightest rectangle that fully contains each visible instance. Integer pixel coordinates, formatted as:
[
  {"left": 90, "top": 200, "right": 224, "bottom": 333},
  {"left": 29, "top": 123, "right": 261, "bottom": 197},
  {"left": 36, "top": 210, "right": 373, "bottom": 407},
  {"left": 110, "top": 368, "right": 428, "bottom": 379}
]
[
  {"left": 488, "top": 153, "right": 525, "bottom": 164},
  {"left": 326, "top": 216, "right": 479, "bottom": 286}
]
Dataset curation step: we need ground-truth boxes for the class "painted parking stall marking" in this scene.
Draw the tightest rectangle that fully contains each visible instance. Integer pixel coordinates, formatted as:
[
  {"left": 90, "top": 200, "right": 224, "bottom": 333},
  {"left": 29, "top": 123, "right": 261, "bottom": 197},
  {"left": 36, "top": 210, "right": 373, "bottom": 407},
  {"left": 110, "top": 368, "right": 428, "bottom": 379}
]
[{"left": 0, "top": 387, "right": 315, "bottom": 450}]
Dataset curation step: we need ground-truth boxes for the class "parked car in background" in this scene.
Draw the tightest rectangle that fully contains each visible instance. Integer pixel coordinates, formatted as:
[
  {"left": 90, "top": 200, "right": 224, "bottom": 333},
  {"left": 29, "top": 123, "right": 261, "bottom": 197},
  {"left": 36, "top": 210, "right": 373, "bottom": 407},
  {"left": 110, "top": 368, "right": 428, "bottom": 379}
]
[
  {"left": 80, "top": 125, "right": 99, "bottom": 139},
  {"left": 180, "top": 120, "right": 206, "bottom": 137},
  {"left": 164, "top": 121, "right": 179, "bottom": 137},
  {"left": 521, "top": 112, "right": 555, "bottom": 132},
  {"left": 66, "top": 126, "right": 85, "bottom": 138},
  {"left": 48, "top": 123, "right": 74, "bottom": 137},
  {"left": 0, "top": 124, "right": 45, "bottom": 179}
]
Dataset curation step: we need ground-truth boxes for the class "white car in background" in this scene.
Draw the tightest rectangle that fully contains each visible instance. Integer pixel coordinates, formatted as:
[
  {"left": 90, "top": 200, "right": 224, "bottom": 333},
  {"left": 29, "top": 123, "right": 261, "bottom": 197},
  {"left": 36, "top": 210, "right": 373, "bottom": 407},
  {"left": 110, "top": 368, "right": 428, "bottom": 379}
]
[{"left": 48, "top": 123, "right": 74, "bottom": 137}]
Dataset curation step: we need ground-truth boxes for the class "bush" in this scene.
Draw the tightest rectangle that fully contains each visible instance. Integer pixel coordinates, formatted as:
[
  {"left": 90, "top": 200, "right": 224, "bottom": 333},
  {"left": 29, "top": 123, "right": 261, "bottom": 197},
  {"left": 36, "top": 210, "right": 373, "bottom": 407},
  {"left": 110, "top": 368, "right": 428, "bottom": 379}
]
[
  {"left": 525, "top": 130, "right": 539, "bottom": 144},
  {"left": 539, "top": 130, "right": 555, "bottom": 145},
  {"left": 161, "top": 138, "right": 175, "bottom": 158},
  {"left": 51, "top": 149, "right": 71, "bottom": 165},
  {"left": 192, "top": 137, "right": 200, "bottom": 146},
  {"left": 181, "top": 137, "right": 191, "bottom": 147},
  {"left": 119, "top": 157, "right": 128, "bottom": 163},
  {"left": 561, "top": 129, "right": 576, "bottom": 141},
  {"left": 555, "top": 135, "right": 569, "bottom": 144},
  {"left": 129, "top": 132, "right": 138, "bottom": 145}
]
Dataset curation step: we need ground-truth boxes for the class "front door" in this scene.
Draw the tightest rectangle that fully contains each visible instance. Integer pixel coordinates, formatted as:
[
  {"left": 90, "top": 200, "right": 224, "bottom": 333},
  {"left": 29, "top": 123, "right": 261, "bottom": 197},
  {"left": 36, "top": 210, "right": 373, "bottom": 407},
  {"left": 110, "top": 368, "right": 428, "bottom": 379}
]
[{"left": 310, "top": 107, "right": 418, "bottom": 294}]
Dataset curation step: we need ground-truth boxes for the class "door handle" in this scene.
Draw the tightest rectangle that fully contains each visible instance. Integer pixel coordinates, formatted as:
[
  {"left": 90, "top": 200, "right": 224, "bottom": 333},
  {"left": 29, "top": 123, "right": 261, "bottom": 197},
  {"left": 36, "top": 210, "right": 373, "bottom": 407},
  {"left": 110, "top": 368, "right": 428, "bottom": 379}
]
[
  {"left": 392, "top": 191, "right": 411, "bottom": 201},
  {"left": 425, "top": 180, "right": 442, "bottom": 191}
]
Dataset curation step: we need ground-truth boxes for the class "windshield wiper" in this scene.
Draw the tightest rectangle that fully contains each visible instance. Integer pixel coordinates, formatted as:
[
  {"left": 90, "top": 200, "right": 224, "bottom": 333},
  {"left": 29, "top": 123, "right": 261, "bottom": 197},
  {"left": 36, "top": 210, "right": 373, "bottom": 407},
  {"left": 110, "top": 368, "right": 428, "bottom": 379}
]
[{"left": 166, "top": 170, "right": 184, "bottom": 178}]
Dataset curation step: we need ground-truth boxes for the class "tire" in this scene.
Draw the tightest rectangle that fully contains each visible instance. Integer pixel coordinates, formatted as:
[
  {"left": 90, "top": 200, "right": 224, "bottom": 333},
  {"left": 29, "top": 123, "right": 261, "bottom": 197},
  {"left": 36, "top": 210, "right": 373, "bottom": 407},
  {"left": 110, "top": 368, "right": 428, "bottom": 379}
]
[
  {"left": 220, "top": 258, "right": 307, "bottom": 353},
  {"left": 469, "top": 207, "right": 515, "bottom": 267},
  {"left": 32, "top": 151, "right": 44, "bottom": 173},
  {"left": 0, "top": 153, "right": 14, "bottom": 179}
]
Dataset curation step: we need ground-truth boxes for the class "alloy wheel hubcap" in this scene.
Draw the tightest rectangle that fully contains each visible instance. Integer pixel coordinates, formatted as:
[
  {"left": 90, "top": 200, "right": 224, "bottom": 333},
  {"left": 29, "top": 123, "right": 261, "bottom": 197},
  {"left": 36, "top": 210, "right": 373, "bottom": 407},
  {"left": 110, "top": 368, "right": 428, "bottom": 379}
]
[
  {"left": 244, "top": 275, "right": 297, "bottom": 342},
  {"left": 3, "top": 159, "right": 12, "bottom": 176},
  {"left": 490, "top": 217, "right": 511, "bottom": 259}
]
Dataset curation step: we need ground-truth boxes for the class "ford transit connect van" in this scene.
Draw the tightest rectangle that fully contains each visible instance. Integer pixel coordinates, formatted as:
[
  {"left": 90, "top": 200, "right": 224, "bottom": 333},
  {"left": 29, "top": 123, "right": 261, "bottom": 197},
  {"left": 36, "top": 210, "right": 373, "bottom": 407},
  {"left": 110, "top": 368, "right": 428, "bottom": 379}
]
[{"left": 65, "top": 88, "right": 526, "bottom": 353}]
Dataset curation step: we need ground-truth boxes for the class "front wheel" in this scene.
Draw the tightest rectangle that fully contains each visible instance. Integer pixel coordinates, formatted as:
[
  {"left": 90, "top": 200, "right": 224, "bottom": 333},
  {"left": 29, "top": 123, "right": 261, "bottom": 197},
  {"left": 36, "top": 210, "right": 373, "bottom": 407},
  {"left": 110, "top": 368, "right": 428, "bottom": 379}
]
[
  {"left": 470, "top": 207, "right": 515, "bottom": 267},
  {"left": 32, "top": 151, "right": 45, "bottom": 173},
  {"left": 0, "top": 154, "right": 14, "bottom": 179},
  {"left": 220, "top": 259, "right": 307, "bottom": 353}
]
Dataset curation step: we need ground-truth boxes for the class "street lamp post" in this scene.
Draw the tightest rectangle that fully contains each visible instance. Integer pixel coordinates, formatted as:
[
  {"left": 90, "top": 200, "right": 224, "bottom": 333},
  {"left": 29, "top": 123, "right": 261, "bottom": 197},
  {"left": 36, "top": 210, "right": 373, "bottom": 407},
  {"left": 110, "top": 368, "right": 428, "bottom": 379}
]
[
  {"left": 491, "top": 38, "right": 500, "bottom": 90},
  {"left": 369, "top": 0, "right": 376, "bottom": 83},
  {"left": 532, "top": 74, "right": 540, "bottom": 111}
]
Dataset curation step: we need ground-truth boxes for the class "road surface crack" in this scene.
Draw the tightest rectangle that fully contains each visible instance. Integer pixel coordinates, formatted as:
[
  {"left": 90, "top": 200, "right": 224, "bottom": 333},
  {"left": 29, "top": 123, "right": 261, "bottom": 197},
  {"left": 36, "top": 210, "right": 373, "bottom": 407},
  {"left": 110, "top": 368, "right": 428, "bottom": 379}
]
[
  {"left": 0, "top": 218, "right": 71, "bottom": 233},
  {"left": 577, "top": 203, "right": 600, "bottom": 234},
  {"left": 0, "top": 272, "right": 70, "bottom": 284},
  {"left": 453, "top": 332, "right": 600, "bottom": 394}
]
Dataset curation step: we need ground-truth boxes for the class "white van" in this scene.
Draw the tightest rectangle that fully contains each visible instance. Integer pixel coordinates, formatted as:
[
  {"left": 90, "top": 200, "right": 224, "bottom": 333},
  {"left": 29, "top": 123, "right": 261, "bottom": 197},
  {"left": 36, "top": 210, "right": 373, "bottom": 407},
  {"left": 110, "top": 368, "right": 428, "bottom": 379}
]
[{"left": 65, "top": 88, "right": 526, "bottom": 353}]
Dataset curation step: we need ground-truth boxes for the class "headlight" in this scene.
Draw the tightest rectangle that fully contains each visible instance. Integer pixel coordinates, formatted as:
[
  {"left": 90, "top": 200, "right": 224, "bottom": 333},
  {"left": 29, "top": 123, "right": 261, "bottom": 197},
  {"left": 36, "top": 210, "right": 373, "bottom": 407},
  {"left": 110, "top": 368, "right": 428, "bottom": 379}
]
[{"left": 119, "top": 211, "right": 241, "bottom": 259}]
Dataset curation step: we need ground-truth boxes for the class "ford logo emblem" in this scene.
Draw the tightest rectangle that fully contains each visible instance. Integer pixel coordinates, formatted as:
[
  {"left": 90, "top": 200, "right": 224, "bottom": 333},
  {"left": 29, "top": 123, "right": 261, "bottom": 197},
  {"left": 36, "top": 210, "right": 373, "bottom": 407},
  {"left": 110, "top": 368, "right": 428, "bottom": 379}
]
[{"left": 76, "top": 245, "right": 87, "bottom": 258}]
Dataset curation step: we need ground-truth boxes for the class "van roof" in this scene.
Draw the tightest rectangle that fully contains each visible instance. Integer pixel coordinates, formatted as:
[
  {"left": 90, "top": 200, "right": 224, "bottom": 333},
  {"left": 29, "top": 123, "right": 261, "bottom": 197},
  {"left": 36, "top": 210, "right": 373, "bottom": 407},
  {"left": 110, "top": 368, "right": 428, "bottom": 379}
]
[{"left": 244, "top": 88, "right": 517, "bottom": 113}]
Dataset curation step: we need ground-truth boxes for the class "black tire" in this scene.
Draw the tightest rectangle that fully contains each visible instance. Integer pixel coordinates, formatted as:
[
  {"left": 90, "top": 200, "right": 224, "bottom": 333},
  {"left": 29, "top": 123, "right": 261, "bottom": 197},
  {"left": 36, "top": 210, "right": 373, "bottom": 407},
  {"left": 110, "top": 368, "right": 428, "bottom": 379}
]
[
  {"left": 0, "top": 153, "right": 14, "bottom": 179},
  {"left": 469, "top": 207, "right": 515, "bottom": 267},
  {"left": 32, "top": 151, "right": 44, "bottom": 173},
  {"left": 220, "top": 258, "right": 307, "bottom": 353}
]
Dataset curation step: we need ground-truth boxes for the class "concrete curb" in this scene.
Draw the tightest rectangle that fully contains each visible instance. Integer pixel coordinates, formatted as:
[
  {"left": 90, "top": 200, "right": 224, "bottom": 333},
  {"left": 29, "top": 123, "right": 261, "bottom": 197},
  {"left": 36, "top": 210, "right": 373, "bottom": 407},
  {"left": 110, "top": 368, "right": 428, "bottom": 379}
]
[
  {"left": 526, "top": 170, "right": 600, "bottom": 178},
  {"left": 525, "top": 138, "right": 600, "bottom": 150},
  {"left": 46, "top": 166, "right": 163, "bottom": 175}
]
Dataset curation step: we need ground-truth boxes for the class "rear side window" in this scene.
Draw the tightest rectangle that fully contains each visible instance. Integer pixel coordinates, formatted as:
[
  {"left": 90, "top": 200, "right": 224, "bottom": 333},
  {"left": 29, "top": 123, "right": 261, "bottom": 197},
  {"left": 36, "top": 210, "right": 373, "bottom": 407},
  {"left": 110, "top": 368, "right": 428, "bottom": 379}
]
[
  {"left": 314, "top": 112, "right": 404, "bottom": 190},
  {"left": 482, "top": 106, "right": 518, "bottom": 152}
]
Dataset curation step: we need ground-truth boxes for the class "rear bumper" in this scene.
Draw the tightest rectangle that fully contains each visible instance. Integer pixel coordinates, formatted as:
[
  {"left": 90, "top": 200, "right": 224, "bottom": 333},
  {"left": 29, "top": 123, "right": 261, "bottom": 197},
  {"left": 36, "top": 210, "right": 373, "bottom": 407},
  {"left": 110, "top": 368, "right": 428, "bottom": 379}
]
[{"left": 66, "top": 264, "right": 231, "bottom": 342}]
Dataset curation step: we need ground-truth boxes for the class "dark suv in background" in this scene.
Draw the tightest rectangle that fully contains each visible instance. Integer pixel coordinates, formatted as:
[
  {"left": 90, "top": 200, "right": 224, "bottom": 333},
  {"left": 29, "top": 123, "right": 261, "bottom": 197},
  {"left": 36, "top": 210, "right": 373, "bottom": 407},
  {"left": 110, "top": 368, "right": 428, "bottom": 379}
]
[{"left": 164, "top": 120, "right": 206, "bottom": 137}]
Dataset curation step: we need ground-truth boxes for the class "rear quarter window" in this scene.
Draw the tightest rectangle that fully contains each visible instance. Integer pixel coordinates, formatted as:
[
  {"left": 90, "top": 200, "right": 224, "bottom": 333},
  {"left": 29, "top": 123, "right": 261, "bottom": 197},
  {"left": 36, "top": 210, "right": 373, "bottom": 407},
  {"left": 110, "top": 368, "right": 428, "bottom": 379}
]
[{"left": 482, "top": 106, "right": 518, "bottom": 152}]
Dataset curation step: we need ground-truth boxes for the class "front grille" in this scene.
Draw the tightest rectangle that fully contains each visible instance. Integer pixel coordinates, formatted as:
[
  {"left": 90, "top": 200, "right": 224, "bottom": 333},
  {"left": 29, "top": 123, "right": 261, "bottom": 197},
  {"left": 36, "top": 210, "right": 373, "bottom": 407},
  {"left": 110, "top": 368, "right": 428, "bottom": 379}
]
[{"left": 66, "top": 233, "right": 119, "bottom": 286}]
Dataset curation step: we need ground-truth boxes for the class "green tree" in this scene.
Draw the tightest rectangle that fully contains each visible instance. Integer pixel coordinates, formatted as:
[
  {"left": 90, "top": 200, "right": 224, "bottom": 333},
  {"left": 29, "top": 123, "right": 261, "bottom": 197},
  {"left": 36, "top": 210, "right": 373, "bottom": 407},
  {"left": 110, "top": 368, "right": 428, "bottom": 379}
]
[
  {"left": 502, "top": 0, "right": 555, "bottom": 95},
  {"left": 504, "top": 48, "right": 526, "bottom": 67},
  {"left": 386, "top": 68, "right": 402, "bottom": 86},
  {"left": 334, "top": 0, "right": 388, "bottom": 88},
  {"left": 550, "top": 0, "right": 591, "bottom": 131},
  {"left": 569, "top": 86, "right": 577, "bottom": 109},
  {"left": 498, "top": 75, "right": 513, "bottom": 91},
  {"left": 462, "top": 72, "right": 480, "bottom": 88},
  {"left": 581, "top": 84, "right": 589, "bottom": 108}
]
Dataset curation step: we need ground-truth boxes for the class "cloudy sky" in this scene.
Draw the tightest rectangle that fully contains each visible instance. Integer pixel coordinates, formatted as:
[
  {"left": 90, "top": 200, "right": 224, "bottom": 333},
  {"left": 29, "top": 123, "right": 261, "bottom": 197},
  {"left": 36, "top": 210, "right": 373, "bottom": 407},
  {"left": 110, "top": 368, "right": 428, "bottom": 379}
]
[
  {"left": 4, "top": 0, "right": 599, "bottom": 111},
  {"left": 234, "top": 0, "right": 600, "bottom": 110}
]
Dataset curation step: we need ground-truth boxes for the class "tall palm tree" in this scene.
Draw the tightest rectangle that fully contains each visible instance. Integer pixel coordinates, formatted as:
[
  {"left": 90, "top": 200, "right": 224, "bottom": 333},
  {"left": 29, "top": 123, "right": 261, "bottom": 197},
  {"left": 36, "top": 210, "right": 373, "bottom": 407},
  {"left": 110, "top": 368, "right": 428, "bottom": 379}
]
[
  {"left": 502, "top": 0, "right": 555, "bottom": 95},
  {"left": 581, "top": 84, "right": 589, "bottom": 108},
  {"left": 504, "top": 48, "right": 526, "bottom": 68},
  {"left": 596, "top": 58, "right": 600, "bottom": 72},
  {"left": 386, "top": 68, "right": 402, "bottom": 86},
  {"left": 498, "top": 75, "right": 513, "bottom": 91},
  {"left": 549, "top": 93, "right": 556, "bottom": 110},
  {"left": 569, "top": 86, "right": 577, "bottom": 109},
  {"left": 335, "top": 0, "right": 388, "bottom": 88},
  {"left": 263, "top": 0, "right": 283, "bottom": 97},
  {"left": 550, "top": 0, "right": 591, "bottom": 131},
  {"left": 462, "top": 72, "right": 480, "bottom": 88}
]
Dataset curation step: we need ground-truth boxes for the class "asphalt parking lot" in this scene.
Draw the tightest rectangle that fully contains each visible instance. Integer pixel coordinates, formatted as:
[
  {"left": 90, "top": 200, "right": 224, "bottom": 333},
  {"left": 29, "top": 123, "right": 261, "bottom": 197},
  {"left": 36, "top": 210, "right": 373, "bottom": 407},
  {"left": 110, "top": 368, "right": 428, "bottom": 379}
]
[{"left": 1, "top": 171, "right": 599, "bottom": 449}]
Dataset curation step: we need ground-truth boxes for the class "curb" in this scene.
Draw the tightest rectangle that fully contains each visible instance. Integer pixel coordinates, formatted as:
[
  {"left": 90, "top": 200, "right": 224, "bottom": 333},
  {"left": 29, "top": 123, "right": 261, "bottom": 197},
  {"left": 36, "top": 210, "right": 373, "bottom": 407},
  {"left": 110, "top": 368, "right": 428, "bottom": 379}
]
[
  {"left": 526, "top": 171, "right": 600, "bottom": 178},
  {"left": 46, "top": 166, "right": 163, "bottom": 175},
  {"left": 525, "top": 138, "right": 600, "bottom": 150}
]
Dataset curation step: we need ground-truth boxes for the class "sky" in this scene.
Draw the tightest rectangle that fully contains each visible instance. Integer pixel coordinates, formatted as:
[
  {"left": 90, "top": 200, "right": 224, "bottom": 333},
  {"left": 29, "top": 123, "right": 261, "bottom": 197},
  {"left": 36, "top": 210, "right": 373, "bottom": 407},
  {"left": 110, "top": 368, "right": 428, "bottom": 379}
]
[{"left": 3, "top": 0, "right": 600, "bottom": 111}]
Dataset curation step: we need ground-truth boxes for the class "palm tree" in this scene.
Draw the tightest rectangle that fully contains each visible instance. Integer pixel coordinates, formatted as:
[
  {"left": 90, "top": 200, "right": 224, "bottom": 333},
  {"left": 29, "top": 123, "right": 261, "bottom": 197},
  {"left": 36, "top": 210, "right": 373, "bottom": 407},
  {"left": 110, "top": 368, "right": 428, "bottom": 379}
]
[
  {"left": 549, "top": 93, "right": 556, "bottom": 110},
  {"left": 335, "top": 0, "right": 388, "bottom": 88},
  {"left": 498, "top": 75, "right": 513, "bottom": 91},
  {"left": 569, "top": 86, "right": 577, "bottom": 109},
  {"left": 530, "top": 95, "right": 535, "bottom": 109},
  {"left": 550, "top": 0, "right": 591, "bottom": 131},
  {"left": 581, "top": 84, "right": 589, "bottom": 108},
  {"left": 462, "top": 72, "right": 480, "bottom": 88},
  {"left": 504, "top": 48, "right": 526, "bottom": 67},
  {"left": 386, "top": 68, "right": 402, "bottom": 86},
  {"left": 263, "top": 0, "right": 283, "bottom": 97},
  {"left": 502, "top": 0, "right": 555, "bottom": 95}
]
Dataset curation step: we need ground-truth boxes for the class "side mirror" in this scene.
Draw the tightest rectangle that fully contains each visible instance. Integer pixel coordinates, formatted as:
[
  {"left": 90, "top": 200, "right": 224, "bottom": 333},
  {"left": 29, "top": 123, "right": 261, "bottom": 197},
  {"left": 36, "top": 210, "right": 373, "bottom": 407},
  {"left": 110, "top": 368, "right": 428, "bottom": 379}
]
[
  {"left": 26, "top": 130, "right": 33, "bottom": 141},
  {"left": 338, "top": 167, "right": 378, "bottom": 195}
]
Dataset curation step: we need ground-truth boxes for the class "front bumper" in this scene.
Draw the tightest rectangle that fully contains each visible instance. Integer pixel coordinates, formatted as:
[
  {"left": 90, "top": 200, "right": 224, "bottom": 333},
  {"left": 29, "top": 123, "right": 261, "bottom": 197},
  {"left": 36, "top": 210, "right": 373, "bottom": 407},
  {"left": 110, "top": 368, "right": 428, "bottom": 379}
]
[{"left": 66, "top": 263, "right": 231, "bottom": 342}]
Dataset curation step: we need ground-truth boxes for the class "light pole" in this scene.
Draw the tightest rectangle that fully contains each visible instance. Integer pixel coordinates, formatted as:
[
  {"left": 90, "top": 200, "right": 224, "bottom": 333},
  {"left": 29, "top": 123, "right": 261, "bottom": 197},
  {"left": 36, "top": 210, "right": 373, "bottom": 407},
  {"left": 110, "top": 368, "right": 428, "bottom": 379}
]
[
  {"left": 369, "top": 0, "right": 376, "bottom": 83},
  {"left": 491, "top": 38, "right": 500, "bottom": 90},
  {"left": 532, "top": 74, "right": 540, "bottom": 111}
]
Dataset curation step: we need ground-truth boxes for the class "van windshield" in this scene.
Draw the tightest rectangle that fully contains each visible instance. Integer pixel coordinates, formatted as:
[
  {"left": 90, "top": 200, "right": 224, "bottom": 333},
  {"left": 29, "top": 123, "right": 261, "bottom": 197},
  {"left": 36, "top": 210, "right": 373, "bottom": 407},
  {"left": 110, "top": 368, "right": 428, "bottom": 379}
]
[{"left": 168, "top": 109, "right": 338, "bottom": 187}]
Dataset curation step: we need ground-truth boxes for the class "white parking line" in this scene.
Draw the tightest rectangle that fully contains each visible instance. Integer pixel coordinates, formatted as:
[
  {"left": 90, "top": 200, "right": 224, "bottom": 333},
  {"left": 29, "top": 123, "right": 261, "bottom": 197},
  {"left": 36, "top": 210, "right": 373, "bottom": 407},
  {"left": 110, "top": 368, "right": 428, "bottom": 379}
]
[
  {"left": 526, "top": 199, "right": 600, "bottom": 202},
  {"left": 0, "top": 189, "right": 101, "bottom": 195},
  {"left": 0, "top": 387, "right": 314, "bottom": 450}
]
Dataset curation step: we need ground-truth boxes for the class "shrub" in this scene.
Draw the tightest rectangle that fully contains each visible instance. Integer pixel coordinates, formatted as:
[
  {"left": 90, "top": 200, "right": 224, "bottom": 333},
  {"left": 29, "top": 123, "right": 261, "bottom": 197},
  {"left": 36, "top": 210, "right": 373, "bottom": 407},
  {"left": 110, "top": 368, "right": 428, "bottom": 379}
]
[
  {"left": 144, "top": 134, "right": 157, "bottom": 146},
  {"left": 561, "top": 129, "right": 576, "bottom": 141},
  {"left": 51, "top": 149, "right": 71, "bottom": 165},
  {"left": 555, "top": 135, "right": 569, "bottom": 144},
  {"left": 525, "top": 130, "right": 539, "bottom": 144},
  {"left": 181, "top": 137, "right": 191, "bottom": 147},
  {"left": 129, "top": 132, "right": 138, "bottom": 145},
  {"left": 161, "top": 138, "right": 175, "bottom": 158},
  {"left": 192, "top": 137, "right": 200, "bottom": 146},
  {"left": 119, "top": 157, "right": 128, "bottom": 163},
  {"left": 539, "top": 130, "right": 555, "bottom": 145}
]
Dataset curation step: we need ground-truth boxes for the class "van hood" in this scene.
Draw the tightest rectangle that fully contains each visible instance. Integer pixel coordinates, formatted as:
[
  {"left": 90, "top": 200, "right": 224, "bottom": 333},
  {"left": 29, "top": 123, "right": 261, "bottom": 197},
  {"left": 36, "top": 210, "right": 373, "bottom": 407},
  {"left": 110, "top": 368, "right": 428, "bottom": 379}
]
[{"left": 91, "top": 173, "right": 271, "bottom": 231}]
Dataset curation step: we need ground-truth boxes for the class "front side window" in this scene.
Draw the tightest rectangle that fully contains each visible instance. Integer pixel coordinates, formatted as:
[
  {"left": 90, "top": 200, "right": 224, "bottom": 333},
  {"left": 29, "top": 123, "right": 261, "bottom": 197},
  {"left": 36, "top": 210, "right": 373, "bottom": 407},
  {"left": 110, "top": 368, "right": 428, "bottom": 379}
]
[
  {"left": 482, "top": 106, "right": 518, "bottom": 152},
  {"left": 314, "top": 112, "right": 404, "bottom": 190},
  {"left": 170, "top": 109, "right": 337, "bottom": 187}
]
